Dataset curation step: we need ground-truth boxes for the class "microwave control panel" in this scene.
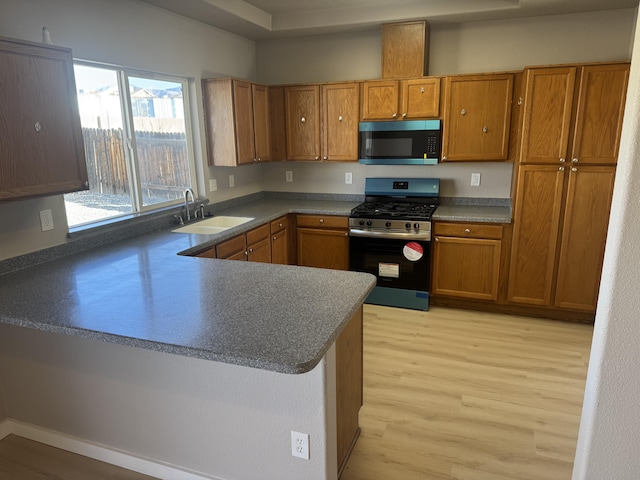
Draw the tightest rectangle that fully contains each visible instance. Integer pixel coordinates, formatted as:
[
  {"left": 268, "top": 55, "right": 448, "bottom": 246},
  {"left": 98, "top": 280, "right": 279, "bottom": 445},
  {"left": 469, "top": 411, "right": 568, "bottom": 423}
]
[{"left": 425, "top": 133, "right": 440, "bottom": 158}]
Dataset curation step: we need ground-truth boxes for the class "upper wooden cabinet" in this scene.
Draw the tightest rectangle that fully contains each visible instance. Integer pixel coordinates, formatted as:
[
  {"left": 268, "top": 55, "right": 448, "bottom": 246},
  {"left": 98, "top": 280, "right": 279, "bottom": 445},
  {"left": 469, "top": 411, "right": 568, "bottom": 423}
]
[
  {"left": 361, "top": 78, "right": 440, "bottom": 121},
  {"left": 285, "top": 83, "right": 359, "bottom": 161},
  {"left": 285, "top": 84, "right": 321, "bottom": 160},
  {"left": 202, "top": 78, "right": 271, "bottom": 166},
  {"left": 441, "top": 73, "right": 514, "bottom": 161},
  {"left": 519, "top": 63, "right": 629, "bottom": 165},
  {"left": 321, "top": 83, "right": 360, "bottom": 161},
  {"left": 381, "top": 21, "right": 430, "bottom": 78},
  {"left": 0, "top": 36, "right": 88, "bottom": 202}
]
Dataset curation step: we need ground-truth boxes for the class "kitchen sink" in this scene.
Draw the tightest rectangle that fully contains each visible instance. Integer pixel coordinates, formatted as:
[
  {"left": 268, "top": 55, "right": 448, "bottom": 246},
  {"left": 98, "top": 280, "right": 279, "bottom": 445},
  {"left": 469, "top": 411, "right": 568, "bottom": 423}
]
[{"left": 172, "top": 216, "right": 254, "bottom": 235}]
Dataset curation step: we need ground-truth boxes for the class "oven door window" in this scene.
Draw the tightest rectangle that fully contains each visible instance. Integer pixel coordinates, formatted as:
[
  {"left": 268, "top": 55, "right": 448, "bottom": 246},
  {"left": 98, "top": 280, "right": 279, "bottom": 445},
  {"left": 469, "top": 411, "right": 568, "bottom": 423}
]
[{"left": 349, "top": 236, "right": 430, "bottom": 291}]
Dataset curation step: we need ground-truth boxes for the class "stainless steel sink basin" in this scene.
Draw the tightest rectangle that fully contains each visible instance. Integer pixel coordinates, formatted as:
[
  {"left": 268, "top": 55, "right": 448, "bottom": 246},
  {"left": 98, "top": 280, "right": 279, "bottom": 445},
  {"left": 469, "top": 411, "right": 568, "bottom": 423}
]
[{"left": 172, "top": 216, "right": 254, "bottom": 235}]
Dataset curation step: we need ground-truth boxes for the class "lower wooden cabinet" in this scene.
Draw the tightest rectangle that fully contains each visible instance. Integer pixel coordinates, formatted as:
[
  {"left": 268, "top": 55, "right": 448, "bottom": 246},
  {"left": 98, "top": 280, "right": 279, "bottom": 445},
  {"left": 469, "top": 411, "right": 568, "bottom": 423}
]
[
  {"left": 215, "top": 224, "right": 271, "bottom": 263},
  {"left": 432, "top": 222, "right": 503, "bottom": 301},
  {"left": 296, "top": 215, "right": 349, "bottom": 270},
  {"left": 270, "top": 215, "right": 290, "bottom": 265},
  {"left": 336, "top": 306, "right": 363, "bottom": 476}
]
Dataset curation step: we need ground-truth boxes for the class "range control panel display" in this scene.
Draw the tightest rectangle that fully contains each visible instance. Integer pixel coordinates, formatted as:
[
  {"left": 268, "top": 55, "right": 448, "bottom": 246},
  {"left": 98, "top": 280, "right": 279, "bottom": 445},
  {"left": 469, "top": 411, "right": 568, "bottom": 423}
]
[{"left": 393, "top": 181, "right": 409, "bottom": 190}]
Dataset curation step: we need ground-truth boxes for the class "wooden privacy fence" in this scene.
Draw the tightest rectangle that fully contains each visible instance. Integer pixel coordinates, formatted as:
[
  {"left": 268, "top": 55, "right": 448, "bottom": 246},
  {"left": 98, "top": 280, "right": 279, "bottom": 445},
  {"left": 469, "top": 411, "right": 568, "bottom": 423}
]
[{"left": 82, "top": 128, "right": 189, "bottom": 198}]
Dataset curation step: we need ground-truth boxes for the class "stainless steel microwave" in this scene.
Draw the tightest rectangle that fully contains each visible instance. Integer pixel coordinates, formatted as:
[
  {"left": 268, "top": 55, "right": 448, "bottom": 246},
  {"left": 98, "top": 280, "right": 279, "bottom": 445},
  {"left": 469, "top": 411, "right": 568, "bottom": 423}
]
[{"left": 358, "top": 119, "right": 441, "bottom": 165}]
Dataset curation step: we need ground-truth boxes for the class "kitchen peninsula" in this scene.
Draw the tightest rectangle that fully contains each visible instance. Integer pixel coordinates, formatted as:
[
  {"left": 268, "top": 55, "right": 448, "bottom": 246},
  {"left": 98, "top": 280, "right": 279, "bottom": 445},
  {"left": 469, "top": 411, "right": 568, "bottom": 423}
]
[{"left": 0, "top": 198, "right": 376, "bottom": 480}]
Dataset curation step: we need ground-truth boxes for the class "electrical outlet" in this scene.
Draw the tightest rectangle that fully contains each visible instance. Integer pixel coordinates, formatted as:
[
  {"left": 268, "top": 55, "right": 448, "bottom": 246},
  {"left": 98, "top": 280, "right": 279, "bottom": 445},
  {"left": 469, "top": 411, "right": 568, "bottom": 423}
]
[
  {"left": 285, "top": 171, "right": 293, "bottom": 183},
  {"left": 291, "top": 431, "right": 309, "bottom": 460},
  {"left": 345, "top": 172, "right": 353, "bottom": 185},
  {"left": 471, "top": 172, "right": 481, "bottom": 187},
  {"left": 39, "top": 209, "right": 54, "bottom": 231},
  {"left": 229, "top": 175, "right": 235, "bottom": 188},
  {"left": 209, "top": 179, "right": 217, "bottom": 192}
]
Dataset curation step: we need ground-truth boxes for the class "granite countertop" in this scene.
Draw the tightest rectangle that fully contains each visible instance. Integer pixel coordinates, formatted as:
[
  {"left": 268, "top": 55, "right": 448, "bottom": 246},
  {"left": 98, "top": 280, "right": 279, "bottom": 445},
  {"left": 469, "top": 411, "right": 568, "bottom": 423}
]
[
  {"left": 0, "top": 198, "right": 375, "bottom": 374},
  {"left": 433, "top": 204, "right": 512, "bottom": 223}
]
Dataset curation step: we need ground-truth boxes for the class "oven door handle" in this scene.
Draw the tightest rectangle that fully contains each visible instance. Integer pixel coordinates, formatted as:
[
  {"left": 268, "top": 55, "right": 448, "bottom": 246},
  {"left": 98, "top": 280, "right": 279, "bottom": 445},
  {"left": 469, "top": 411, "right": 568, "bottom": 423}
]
[{"left": 349, "top": 228, "right": 431, "bottom": 241}]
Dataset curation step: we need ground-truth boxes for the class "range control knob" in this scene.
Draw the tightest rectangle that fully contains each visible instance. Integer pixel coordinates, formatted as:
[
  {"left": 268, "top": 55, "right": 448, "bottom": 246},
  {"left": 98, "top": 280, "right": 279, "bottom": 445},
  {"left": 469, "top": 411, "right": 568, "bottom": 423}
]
[
  {"left": 358, "top": 220, "right": 365, "bottom": 226},
  {"left": 366, "top": 221, "right": 372, "bottom": 227},
  {"left": 385, "top": 221, "right": 392, "bottom": 228},
  {"left": 405, "top": 222, "right": 412, "bottom": 229},
  {"left": 414, "top": 223, "right": 420, "bottom": 229}
]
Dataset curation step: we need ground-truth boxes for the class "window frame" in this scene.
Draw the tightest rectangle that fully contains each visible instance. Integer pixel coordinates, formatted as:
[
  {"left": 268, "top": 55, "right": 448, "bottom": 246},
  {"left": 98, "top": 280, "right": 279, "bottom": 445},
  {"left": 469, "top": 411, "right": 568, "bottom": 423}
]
[{"left": 67, "top": 60, "right": 198, "bottom": 229}]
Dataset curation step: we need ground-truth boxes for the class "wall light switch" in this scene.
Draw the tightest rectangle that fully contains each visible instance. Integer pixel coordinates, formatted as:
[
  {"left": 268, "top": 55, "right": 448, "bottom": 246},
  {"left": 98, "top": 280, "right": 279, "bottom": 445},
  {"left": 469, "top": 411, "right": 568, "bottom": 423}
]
[
  {"left": 285, "top": 171, "right": 293, "bottom": 183},
  {"left": 471, "top": 173, "right": 481, "bottom": 187},
  {"left": 345, "top": 172, "right": 353, "bottom": 185},
  {"left": 229, "top": 175, "right": 235, "bottom": 188},
  {"left": 209, "top": 179, "right": 217, "bottom": 192}
]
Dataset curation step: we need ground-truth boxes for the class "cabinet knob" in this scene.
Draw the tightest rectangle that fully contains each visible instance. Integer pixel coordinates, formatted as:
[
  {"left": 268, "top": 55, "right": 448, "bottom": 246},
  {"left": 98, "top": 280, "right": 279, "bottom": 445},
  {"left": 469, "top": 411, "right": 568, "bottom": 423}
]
[
  {"left": 338, "top": 115, "right": 343, "bottom": 122},
  {"left": 34, "top": 122, "right": 42, "bottom": 132},
  {"left": 571, "top": 167, "right": 578, "bottom": 172},
  {"left": 461, "top": 109, "right": 466, "bottom": 116},
  {"left": 315, "top": 156, "right": 319, "bottom": 160},
  {"left": 253, "top": 158, "right": 257, "bottom": 162},
  {"left": 319, "top": 219, "right": 324, "bottom": 224},
  {"left": 249, "top": 248, "right": 254, "bottom": 253},
  {"left": 464, "top": 228, "right": 471, "bottom": 233},
  {"left": 435, "top": 237, "right": 439, "bottom": 242},
  {"left": 559, "top": 166, "right": 565, "bottom": 171},
  {"left": 392, "top": 113, "right": 397, "bottom": 119},
  {"left": 278, "top": 223, "right": 283, "bottom": 228},
  {"left": 301, "top": 117, "right": 306, "bottom": 123},
  {"left": 273, "top": 236, "right": 277, "bottom": 241},
  {"left": 482, "top": 126, "right": 488, "bottom": 133},
  {"left": 442, "top": 156, "right": 448, "bottom": 161},
  {"left": 244, "top": 251, "right": 249, "bottom": 256},
  {"left": 572, "top": 158, "right": 579, "bottom": 163},
  {"left": 323, "top": 156, "right": 328, "bottom": 160},
  {"left": 402, "top": 113, "right": 407, "bottom": 119},
  {"left": 559, "top": 158, "right": 566, "bottom": 163},
  {"left": 420, "top": 87, "right": 425, "bottom": 94}
]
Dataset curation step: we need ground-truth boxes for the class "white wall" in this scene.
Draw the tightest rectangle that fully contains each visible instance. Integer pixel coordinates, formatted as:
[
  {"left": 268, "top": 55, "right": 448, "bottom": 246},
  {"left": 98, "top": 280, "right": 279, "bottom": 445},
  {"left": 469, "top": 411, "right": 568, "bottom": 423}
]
[
  {"left": 257, "top": 8, "right": 636, "bottom": 197},
  {"left": 0, "top": 324, "right": 337, "bottom": 480},
  {"left": 572, "top": 9, "right": 640, "bottom": 479},
  {"left": 0, "top": 0, "right": 262, "bottom": 260}
]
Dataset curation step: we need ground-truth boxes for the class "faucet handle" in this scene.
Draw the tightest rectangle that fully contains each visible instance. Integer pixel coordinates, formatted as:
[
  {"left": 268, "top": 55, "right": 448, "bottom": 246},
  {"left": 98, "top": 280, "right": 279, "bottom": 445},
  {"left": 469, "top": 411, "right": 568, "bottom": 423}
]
[{"left": 174, "top": 214, "right": 184, "bottom": 225}]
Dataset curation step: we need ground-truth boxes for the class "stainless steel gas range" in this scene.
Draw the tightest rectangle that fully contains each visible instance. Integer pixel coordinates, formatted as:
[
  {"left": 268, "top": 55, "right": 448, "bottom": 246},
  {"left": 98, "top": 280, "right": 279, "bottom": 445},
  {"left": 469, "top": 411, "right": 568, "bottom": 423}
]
[{"left": 348, "top": 177, "right": 439, "bottom": 311}]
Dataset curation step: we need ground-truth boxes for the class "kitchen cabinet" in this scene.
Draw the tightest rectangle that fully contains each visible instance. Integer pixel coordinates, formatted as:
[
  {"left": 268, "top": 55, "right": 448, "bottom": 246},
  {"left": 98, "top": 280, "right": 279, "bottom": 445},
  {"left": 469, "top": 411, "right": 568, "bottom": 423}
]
[
  {"left": 381, "top": 20, "right": 430, "bottom": 78},
  {"left": 215, "top": 224, "right": 271, "bottom": 263},
  {"left": 432, "top": 222, "right": 503, "bottom": 301},
  {"left": 296, "top": 215, "right": 349, "bottom": 270},
  {"left": 0, "top": 36, "right": 88, "bottom": 201},
  {"left": 202, "top": 78, "right": 271, "bottom": 166},
  {"left": 268, "top": 86, "right": 287, "bottom": 161},
  {"left": 321, "top": 83, "right": 360, "bottom": 161},
  {"left": 508, "top": 62, "right": 628, "bottom": 313},
  {"left": 336, "top": 306, "right": 363, "bottom": 476},
  {"left": 285, "top": 84, "right": 321, "bottom": 160},
  {"left": 361, "top": 78, "right": 440, "bottom": 121},
  {"left": 284, "top": 83, "right": 359, "bottom": 161},
  {"left": 441, "top": 73, "right": 514, "bottom": 161},
  {"left": 270, "top": 215, "right": 290, "bottom": 265}
]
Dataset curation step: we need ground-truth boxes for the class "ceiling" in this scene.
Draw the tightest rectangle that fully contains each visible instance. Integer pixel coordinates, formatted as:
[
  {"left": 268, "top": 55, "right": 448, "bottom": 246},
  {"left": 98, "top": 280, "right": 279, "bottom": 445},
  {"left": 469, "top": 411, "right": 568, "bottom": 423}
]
[{"left": 139, "top": 0, "right": 639, "bottom": 39}]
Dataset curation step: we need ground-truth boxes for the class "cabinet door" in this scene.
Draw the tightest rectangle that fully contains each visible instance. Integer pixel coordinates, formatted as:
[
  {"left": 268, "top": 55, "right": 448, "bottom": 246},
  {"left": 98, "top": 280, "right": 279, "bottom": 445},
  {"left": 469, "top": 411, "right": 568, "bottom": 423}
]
[
  {"left": 402, "top": 78, "right": 440, "bottom": 118},
  {"left": 442, "top": 74, "right": 513, "bottom": 161},
  {"left": 554, "top": 166, "right": 616, "bottom": 311},
  {"left": 247, "top": 237, "right": 271, "bottom": 263},
  {"left": 570, "top": 64, "right": 629, "bottom": 165},
  {"left": 0, "top": 40, "right": 87, "bottom": 200},
  {"left": 232, "top": 80, "right": 256, "bottom": 165},
  {"left": 216, "top": 234, "right": 246, "bottom": 260},
  {"left": 271, "top": 229, "right": 289, "bottom": 265},
  {"left": 268, "top": 86, "right": 287, "bottom": 161},
  {"left": 519, "top": 67, "right": 576, "bottom": 165},
  {"left": 508, "top": 165, "right": 566, "bottom": 306},
  {"left": 252, "top": 84, "right": 271, "bottom": 163},
  {"left": 285, "top": 85, "right": 320, "bottom": 160},
  {"left": 297, "top": 228, "right": 349, "bottom": 270},
  {"left": 361, "top": 80, "right": 400, "bottom": 121},
  {"left": 432, "top": 236, "right": 502, "bottom": 301},
  {"left": 322, "top": 83, "right": 360, "bottom": 161}
]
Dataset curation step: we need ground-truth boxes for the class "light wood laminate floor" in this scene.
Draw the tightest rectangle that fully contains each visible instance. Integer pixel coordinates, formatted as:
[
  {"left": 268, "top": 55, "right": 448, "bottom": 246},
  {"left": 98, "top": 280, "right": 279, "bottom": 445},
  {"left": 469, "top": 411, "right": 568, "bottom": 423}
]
[{"left": 342, "top": 304, "right": 593, "bottom": 480}]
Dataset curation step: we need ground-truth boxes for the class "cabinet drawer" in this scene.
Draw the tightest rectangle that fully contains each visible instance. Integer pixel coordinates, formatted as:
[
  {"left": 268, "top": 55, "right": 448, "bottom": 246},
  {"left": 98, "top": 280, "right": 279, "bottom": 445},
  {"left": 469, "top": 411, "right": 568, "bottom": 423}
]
[
  {"left": 297, "top": 215, "right": 348, "bottom": 229},
  {"left": 434, "top": 222, "right": 503, "bottom": 239},
  {"left": 216, "top": 234, "right": 246, "bottom": 258},
  {"left": 246, "top": 223, "right": 270, "bottom": 244},
  {"left": 270, "top": 215, "right": 289, "bottom": 234}
]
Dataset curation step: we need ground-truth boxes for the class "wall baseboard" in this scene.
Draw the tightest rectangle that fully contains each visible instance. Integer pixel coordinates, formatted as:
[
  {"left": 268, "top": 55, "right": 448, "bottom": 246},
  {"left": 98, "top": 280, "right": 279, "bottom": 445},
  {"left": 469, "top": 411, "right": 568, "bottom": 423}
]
[{"left": 0, "top": 419, "right": 222, "bottom": 480}]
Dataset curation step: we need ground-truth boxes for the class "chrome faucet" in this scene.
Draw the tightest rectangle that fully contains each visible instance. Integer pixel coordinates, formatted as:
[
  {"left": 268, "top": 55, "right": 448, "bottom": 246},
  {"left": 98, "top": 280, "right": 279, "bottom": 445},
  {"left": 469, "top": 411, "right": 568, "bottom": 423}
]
[{"left": 184, "top": 188, "right": 195, "bottom": 221}]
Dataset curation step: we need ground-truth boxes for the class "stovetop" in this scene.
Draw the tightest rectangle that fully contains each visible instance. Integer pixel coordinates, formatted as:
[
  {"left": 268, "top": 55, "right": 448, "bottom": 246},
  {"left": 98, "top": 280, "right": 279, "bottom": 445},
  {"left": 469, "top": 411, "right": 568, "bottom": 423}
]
[{"left": 350, "top": 200, "right": 438, "bottom": 221}]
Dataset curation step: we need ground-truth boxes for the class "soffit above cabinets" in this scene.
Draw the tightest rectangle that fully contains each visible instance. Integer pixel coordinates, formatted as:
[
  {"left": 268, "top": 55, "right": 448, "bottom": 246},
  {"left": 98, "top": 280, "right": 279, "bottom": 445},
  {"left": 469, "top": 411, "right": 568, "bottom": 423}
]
[{"left": 138, "top": 0, "right": 639, "bottom": 39}]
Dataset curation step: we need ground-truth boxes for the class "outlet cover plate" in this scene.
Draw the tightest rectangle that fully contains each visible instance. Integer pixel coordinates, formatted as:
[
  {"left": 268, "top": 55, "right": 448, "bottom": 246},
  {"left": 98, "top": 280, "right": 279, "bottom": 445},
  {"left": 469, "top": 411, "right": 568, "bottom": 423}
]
[{"left": 291, "top": 431, "right": 309, "bottom": 460}]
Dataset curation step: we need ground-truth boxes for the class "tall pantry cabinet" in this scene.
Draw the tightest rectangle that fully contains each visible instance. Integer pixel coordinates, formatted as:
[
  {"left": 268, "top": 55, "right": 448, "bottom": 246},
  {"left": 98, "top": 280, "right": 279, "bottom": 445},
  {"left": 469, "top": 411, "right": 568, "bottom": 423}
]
[{"left": 508, "top": 63, "right": 629, "bottom": 313}]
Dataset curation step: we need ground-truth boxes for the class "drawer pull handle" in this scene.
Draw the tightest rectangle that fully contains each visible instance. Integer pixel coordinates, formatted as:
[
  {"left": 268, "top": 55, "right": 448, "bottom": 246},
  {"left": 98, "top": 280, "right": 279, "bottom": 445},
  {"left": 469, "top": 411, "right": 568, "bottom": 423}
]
[
  {"left": 319, "top": 219, "right": 324, "bottom": 224},
  {"left": 465, "top": 228, "right": 471, "bottom": 233}
]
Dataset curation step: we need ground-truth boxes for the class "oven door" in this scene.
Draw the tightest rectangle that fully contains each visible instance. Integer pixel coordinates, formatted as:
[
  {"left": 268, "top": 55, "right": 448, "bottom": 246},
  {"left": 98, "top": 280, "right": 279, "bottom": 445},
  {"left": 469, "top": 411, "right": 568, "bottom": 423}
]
[{"left": 349, "top": 234, "right": 430, "bottom": 292}]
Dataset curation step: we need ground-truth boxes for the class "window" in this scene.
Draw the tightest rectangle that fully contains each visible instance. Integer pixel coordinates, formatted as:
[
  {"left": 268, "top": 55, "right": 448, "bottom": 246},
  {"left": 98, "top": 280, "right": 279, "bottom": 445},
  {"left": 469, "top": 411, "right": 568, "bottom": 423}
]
[{"left": 64, "top": 63, "right": 195, "bottom": 228}]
